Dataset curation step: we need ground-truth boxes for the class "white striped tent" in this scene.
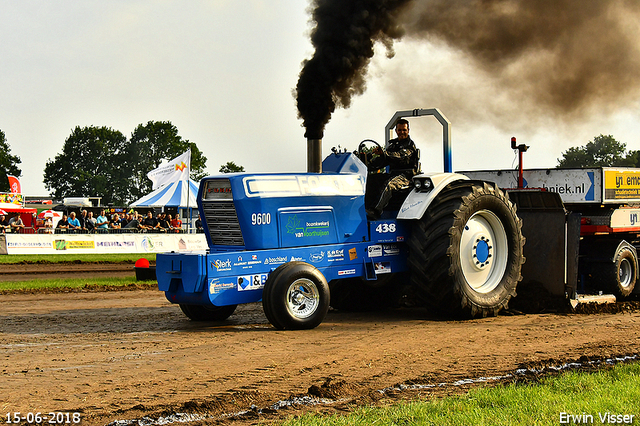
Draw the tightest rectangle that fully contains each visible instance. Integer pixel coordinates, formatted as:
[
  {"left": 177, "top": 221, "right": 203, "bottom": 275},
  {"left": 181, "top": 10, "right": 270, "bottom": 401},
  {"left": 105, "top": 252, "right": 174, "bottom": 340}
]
[{"left": 130, "top": 179, "right": 199, "bottom": 208}]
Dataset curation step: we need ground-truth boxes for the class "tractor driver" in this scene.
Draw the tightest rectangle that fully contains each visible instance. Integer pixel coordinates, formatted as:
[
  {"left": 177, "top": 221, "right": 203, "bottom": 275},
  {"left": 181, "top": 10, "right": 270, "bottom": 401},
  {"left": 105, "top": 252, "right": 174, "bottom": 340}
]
[{"left": 365, "top": 118, "right": 419, "bottom": 218}]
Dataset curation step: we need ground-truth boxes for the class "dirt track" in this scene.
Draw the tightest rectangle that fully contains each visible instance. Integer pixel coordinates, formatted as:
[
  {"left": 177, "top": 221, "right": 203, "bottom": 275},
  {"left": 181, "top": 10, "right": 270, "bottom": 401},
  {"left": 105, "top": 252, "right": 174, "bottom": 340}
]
[
  {"left": 0, "top": 263, "right": 137, "bottom": 281},
  {"left": 2, "top": 276, "right": 640, "bottom": 426}
]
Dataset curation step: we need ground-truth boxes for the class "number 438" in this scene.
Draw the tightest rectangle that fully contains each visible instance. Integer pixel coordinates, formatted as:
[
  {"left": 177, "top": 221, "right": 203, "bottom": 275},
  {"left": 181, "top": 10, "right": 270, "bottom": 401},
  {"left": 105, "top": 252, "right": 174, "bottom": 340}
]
[{"left": 375, "top": 223, "right": 396, "bottom": 233}]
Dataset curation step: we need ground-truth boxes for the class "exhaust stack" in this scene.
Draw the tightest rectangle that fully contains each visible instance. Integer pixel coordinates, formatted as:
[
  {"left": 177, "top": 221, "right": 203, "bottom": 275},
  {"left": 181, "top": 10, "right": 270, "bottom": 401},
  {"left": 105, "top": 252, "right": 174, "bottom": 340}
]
[{"left": 307, "top": 138, "right": 322, "bottom": 173}]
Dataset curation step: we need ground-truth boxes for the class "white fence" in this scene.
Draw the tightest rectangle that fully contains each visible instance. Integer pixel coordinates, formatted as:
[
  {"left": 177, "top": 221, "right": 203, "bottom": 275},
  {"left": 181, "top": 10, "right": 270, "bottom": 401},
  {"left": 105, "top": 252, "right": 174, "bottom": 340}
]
[{"left": 4, "top": 232, "right": 208, "bottom": 255}]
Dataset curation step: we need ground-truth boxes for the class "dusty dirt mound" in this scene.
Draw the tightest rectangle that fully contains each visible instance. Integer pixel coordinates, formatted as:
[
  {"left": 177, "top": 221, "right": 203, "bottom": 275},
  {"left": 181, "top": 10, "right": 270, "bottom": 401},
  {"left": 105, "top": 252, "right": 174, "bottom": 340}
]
[
  {"left": 97, "top": 352, "right": 640, "bottom": 426},
  {"left": 572, "top": 300, "right": 640, "bottom": 315}
]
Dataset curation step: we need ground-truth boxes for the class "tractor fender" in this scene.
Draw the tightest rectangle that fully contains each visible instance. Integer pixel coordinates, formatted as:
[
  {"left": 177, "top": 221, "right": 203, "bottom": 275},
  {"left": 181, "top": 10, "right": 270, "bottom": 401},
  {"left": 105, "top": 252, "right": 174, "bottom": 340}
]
[{"left": 396, "top": 172, "right": 470, "bottom": 220}]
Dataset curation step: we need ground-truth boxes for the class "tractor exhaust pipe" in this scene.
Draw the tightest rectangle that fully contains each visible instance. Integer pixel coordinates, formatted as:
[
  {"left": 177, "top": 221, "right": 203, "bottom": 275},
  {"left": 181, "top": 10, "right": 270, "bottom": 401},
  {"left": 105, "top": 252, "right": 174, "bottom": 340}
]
[{"left": 307, "top": 138, "right": 322, "bottom": 173}]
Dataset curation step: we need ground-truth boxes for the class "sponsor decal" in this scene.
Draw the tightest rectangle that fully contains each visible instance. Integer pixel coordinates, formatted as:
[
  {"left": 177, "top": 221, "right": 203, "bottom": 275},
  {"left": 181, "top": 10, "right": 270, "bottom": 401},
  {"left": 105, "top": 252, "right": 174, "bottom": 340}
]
[
  {"left": 233, "top": 255, "right": 248, "bottom": 267},
  {"left": 54, "top": 240, "right": 95, "bottom": 250},
  {"left": 401, "top": 200, "right": 424, "bottom": 213},
  {"left": 242, "top": 254, "right": 261, "bottom": 265},
  {"left": 209, "top": 279, "right": 236, "bottom": 294},
  {"left": 286, "top": 215, "right": 331, "bottom": 239},
  {"left": 6, "top": 241, "right": 51, "bottom": 249},
  {"left": 309, "top": 251, "right": 325, "bottom": 263},
  {"left": 327, "top": 249, "right": 344, "bottom": 261},
  {"left": 140, "top": 236, "right": 164, "bottom": 251},
  {"left": 96, "top": 241, "right": 136, "bottom": 248},
  {"left": 349, "top": 247, "right": 358, "bottom": 261},
  {"left": 66, "top": 240, "right": 95, "bottom": 250},
  {"left": 367, "top": 245, "right": 382, "bottom": 258},
  {"left": 383, "top": 244, "right": 400, "bottom": 256},
  {"left": 211, "top": 259, "right": 232, "bottom": 271},
  {"left": 374, "top": 261, "right": 392, "bottom": 274},
  {"left": 338, "top": 269, "right": 356, "bottom": 276},
  {"left": 290, "top": 256, "right": 304, "bottom": 261},
  {"left": 264, "top": 255, "right": 288, "bottom": 265},
  {"left": 238, "top": 274, "right": 268, "bottom": 291}
]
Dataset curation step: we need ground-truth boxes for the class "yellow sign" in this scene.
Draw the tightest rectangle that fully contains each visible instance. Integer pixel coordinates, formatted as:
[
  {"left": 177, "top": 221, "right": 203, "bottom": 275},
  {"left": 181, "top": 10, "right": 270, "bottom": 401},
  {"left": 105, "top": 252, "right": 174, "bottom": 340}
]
[
  {"left": 604, "top": 169, "right": 640, "bottom": 200},
  {"left": 54, "top": 240, "right": 96, "bottom": 250},
  {"left": 349, "top": 247, "right": 358, "bottom": 260}
]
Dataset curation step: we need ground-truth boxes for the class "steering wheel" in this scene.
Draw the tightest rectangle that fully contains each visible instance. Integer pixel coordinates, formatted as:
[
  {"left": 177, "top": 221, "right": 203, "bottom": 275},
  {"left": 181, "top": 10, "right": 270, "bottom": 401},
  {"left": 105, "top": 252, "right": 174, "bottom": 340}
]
[{"left": 356, "top": 139, "right": 384, "bottom": 168}]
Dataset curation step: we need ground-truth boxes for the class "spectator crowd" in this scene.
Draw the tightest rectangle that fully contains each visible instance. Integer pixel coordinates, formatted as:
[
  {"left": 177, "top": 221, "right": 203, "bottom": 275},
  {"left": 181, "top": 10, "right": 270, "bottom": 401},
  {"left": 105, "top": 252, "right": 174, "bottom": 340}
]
[
  {"left": 0, "top": 212, "right": 26, "bottom": 233},
  {"left": 0, "top": 210, "right": 191, "bottom": 234}
]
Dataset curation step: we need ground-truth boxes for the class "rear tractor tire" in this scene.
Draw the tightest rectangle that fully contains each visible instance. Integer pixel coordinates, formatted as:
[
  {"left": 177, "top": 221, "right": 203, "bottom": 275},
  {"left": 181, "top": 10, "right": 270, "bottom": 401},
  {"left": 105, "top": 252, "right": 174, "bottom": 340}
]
[{"left": 408, "top": 181, "right": 525, "bottom": 318}]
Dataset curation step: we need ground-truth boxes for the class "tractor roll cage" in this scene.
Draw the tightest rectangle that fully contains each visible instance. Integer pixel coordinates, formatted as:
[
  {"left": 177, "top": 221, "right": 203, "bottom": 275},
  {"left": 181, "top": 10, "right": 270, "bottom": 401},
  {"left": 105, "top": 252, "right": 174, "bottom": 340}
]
[{"left": 385, "top": 108, "right": 452, "bottom": 173}]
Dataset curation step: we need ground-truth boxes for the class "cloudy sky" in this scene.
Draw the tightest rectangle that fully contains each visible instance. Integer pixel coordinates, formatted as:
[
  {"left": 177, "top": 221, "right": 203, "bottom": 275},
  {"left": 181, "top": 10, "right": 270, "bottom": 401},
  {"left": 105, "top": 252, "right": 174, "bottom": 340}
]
[{"left": 2, "top": 1, "right": 640, "bottom": 196}]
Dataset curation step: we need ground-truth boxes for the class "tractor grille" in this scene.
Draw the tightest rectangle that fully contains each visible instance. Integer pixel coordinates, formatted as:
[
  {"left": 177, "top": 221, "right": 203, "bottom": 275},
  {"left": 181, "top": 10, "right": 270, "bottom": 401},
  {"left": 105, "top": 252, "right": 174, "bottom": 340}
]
[{"left": 201, "top": 179, "right": 244, "bottom": 246}]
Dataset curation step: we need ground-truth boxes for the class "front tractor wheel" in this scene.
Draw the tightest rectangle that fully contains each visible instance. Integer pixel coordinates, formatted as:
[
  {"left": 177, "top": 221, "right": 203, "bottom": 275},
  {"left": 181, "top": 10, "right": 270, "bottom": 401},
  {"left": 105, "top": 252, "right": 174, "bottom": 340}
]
[
  {"left": 262, "top": 262, "right": 330, "bottom": 330},
  {"left": 409, "top": 181, "right": 525, "bottom": 318}
]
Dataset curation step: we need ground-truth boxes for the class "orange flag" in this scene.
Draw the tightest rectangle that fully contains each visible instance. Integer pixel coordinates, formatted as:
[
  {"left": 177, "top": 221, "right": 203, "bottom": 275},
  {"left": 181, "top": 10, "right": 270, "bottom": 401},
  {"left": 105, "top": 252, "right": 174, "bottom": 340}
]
[{"left": 7, "top": 175, "right": 21, "bottom": 194}]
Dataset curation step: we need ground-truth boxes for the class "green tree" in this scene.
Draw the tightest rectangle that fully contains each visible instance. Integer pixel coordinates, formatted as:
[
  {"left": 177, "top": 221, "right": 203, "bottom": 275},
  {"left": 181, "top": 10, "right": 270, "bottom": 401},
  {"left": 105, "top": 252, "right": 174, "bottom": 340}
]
[
  {"left": 0, "top": 130, "right": 22, "bottom": 192},
  {"left": 625, "top": 150, "right": 640, "bottom": 167},
  {"left": 219, "top": 161, "right": 244, "bottom": 173},
  {"left": 557, "top": 134, "right": 635, "bottom": 168},
  {"left": 127, "top": 121, "right": 207, "bottom": 200},
  {"left": 43, "top": 126, "right": 130, "bottom": 205}
]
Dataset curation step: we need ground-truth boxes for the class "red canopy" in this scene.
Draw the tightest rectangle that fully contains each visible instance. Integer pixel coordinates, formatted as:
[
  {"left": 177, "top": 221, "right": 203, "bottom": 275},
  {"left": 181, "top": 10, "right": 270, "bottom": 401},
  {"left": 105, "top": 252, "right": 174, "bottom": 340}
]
[{"left": 0, "top": 206, "right": 37, "bottom": 227}]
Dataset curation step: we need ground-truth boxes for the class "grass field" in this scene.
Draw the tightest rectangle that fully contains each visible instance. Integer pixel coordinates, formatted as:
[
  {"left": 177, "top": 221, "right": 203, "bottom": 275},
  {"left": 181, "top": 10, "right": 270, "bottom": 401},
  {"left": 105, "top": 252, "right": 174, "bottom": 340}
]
[
  {"left": 281, "top": 362, "right": 640, "bottom": 426},
  {"left": 0, "top": 254, "right": 157, "bottom": 291},
  {"left": 0, "top": 253, "right": 156, "bottom": 264},
  {"left": 0, "top": 277, "right": 156, "bottom": 292}
]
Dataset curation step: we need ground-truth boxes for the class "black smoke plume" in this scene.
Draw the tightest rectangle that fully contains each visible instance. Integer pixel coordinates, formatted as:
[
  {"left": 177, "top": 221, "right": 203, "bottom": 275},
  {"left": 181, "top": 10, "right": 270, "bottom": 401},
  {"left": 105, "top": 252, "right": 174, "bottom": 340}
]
[
  {"left": 297, "top": 0, "right": 640, "bottom": 135},
  {"left": 295, "top": 0, "right": 411, "bottom": 139},
  {"left": 401, "top": 0, "right": 640, "bottom": 117}
]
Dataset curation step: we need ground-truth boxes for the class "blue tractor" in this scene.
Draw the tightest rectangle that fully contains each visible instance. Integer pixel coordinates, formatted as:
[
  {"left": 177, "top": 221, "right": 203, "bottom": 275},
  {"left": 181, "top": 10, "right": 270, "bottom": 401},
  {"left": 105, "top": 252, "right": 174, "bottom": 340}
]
[{"left": 156, "top": 109, "right": 525, "bottom": 329}]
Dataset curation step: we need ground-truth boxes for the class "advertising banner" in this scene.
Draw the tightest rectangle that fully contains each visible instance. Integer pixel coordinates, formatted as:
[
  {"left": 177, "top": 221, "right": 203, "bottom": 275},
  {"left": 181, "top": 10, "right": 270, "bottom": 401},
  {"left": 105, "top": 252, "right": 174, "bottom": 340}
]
[
  {"left": 459, "top": 168, "right": 601, "bottom": 204},
  {"left": 5, "top": 233, "right": 207, "bottom": 255},
  {"left": 603, "top": 168, "right": 640, "bottom": 203}
]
